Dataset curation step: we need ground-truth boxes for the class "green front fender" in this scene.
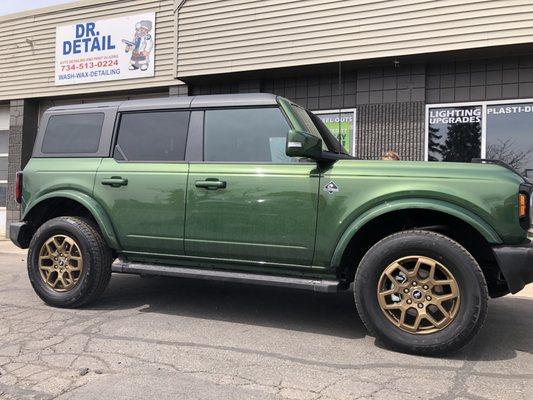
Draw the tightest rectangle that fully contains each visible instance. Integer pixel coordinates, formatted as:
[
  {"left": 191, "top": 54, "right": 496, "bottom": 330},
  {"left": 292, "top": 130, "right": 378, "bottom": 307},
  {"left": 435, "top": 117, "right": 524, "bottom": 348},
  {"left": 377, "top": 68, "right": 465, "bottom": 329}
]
[
  {"left": 329, "top": 198, "right": 502, "bottom": 267},
  {"left": 23, "top": 190, "right": 121, "bottom": 250}
]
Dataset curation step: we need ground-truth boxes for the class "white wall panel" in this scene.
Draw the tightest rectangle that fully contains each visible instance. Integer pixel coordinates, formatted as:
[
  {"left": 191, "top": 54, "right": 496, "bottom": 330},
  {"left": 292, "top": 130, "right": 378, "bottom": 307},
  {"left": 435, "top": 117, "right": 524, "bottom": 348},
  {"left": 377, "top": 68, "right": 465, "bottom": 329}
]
[{"left": 177, "top": 0, "right": 533, "bottom": 77}]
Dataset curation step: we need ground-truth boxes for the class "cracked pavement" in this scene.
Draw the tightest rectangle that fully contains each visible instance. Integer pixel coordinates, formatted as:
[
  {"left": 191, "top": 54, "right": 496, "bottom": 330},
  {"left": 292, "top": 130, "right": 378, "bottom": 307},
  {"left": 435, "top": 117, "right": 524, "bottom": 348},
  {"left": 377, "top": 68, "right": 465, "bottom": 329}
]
[{"left": 0, "top": 242, "right": 531, "bottom": 400}]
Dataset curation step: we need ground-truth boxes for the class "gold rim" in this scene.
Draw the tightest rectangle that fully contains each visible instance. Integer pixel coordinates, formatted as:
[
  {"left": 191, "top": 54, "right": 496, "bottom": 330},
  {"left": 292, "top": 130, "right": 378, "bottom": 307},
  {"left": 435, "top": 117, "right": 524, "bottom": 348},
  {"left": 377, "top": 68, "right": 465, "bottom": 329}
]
[
  {"left": 38, "top": 235, "right": 83, "bottom": 292},
  {"left": 377, "top": 256, "right": 460, "bottom": 334}
]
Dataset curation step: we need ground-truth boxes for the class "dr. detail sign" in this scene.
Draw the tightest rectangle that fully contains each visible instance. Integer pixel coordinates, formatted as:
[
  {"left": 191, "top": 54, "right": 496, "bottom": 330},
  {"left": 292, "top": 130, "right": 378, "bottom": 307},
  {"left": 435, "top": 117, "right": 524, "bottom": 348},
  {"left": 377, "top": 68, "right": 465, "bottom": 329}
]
[{"left": 55, "top": 13, "right": 155, "bottom": 85}]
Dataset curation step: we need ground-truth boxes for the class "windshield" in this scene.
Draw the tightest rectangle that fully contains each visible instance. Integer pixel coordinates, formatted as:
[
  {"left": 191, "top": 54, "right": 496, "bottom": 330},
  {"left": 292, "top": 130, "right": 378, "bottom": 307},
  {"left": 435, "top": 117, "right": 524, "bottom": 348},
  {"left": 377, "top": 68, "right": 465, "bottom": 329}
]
[{"left": 289, "top": 103, "right": 349, "bottom": 155}]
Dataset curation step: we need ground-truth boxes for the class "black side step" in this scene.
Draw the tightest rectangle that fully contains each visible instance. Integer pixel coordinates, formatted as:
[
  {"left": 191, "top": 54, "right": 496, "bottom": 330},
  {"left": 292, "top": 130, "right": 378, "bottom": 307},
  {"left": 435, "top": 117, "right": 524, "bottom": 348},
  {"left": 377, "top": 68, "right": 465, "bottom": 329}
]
[{"left": 112, "top": 260, "right": 340, "bottom": 293}]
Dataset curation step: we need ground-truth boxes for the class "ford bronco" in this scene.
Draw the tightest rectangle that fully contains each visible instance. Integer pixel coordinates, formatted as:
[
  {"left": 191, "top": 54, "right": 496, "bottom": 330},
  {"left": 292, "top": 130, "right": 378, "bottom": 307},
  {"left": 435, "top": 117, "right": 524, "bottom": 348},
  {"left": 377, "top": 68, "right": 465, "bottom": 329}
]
[{"left": 10, "top": 93, "right": 533, "bottom": 355}]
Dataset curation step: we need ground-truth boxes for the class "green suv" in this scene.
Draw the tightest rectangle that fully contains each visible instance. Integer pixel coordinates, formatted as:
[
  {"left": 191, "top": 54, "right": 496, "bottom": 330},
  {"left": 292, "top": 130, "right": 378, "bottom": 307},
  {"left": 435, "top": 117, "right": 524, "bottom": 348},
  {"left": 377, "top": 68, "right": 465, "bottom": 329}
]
[{"left": 10, "top": 94, "right": 533, "bottom": 355}]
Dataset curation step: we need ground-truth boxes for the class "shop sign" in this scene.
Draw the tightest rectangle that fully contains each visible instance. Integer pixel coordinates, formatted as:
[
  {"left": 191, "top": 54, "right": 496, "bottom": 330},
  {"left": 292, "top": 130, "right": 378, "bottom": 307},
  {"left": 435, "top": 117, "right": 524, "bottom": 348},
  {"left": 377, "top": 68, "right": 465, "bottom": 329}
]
[
  {"left": 429, "top": 108, "right": 482, "bottom": 124},
  {"left": 314, "top": 109, "right": 356, "bottom": 155},
  {"left": 55, "top": 12, "right": 155, "bottom": 85},
  {"left": 487, "top": 105, "right": 533, "bottom": 115},
  {"left": 426, "top": 106, "right": 482, "bottom": 162}
]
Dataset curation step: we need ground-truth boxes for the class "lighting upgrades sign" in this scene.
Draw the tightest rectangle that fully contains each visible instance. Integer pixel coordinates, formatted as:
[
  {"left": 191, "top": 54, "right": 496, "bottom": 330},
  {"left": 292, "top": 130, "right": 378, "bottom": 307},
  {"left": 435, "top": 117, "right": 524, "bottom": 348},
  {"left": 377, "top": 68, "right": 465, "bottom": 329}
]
[{"left": 55, "top": 13, "right": 155, "bottom": 85}]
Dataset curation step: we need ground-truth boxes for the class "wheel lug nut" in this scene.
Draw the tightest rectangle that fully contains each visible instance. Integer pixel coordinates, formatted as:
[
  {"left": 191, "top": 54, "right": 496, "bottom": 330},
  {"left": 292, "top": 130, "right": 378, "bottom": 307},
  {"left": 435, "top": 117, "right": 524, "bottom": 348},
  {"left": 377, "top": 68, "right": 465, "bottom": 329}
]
[
  {"left": 406, "top": 299, "right": 412, "bottom": 304},
  {"left": 417, "top": 303, "right": 424, "bottom": 309},
  {"left": 412, "top": 281, "right": 417, "bottom": 286},
  {"left": 426, "top": 295, "right": 432, "bottom": 301},
  {"left": 423, "top": 285, "right": 429, "bottom": 290},
  {"left": 403, "top": 288, "right": 409, "bottom": 293}
]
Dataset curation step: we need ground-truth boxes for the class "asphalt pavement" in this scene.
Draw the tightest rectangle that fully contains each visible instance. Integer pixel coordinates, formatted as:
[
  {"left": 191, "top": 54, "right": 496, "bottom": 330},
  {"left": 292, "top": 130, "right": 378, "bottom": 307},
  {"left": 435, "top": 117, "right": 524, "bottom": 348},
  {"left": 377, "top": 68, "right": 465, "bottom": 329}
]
[{"left": 0, "top": 241, "right": 531, "bottom": 400}]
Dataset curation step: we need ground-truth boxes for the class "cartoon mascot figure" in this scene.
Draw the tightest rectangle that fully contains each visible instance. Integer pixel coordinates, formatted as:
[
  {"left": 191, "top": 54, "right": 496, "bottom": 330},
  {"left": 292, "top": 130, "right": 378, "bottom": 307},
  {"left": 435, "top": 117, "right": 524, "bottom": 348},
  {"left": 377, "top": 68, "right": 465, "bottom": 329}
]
[{"left": 122, "top": 20, "right": 153, "bottom": 71}]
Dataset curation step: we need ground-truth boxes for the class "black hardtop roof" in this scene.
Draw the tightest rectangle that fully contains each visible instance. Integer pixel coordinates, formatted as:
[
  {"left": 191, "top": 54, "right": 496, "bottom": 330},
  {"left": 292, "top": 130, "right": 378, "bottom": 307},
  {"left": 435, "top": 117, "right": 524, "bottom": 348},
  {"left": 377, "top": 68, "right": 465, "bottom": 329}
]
[{"left": 45, "top": 93, "right": 280, "bottom": 112}]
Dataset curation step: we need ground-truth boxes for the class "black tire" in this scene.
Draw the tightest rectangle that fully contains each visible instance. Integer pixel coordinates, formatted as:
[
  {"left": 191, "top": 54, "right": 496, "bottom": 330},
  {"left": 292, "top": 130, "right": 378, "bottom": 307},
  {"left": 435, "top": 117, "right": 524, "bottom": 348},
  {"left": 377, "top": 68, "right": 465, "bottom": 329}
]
[
  {"left": 354, "top": 230, "right": 488, "bottom": 356},
  {"left": 27, "top": 216, "right": 112, "bottom": 308}
]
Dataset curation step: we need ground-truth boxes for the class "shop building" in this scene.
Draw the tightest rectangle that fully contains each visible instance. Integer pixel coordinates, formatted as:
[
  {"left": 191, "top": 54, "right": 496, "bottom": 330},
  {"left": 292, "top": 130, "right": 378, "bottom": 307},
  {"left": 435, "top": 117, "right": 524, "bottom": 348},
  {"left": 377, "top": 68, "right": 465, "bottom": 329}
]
[{"left": 2, "top": 0, "right": 533, "bottom": 234}]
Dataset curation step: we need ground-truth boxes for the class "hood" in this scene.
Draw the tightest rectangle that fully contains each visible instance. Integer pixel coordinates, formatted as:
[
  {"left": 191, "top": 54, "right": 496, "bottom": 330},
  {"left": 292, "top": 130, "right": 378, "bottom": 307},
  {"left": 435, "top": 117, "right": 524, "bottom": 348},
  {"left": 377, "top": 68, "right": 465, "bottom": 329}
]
[{"left": 328, "top": 160, "right": 524, "bottom": 185}]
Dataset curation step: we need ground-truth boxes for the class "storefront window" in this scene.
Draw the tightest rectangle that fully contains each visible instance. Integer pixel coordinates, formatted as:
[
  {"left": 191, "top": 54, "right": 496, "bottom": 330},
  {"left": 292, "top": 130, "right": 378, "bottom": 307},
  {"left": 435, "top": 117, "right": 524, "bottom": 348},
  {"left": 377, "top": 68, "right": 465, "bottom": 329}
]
[
  {"left": 486, "top": 103, "right": 533, "bottom": 175},
  {"left": 314, "top": 109, "right": 356, "bottom": 156},
  {"left": 427, "top": 106, "right": 482, "bottom": 162},
  {"left": 427, "top": 101, "right": 533, "bottom": 175}
]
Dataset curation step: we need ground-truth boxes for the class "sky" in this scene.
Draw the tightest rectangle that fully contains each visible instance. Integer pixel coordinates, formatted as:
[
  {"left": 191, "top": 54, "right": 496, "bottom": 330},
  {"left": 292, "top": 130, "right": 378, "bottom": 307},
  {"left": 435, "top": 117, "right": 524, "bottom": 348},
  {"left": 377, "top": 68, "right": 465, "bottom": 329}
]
[{"left": 0, "top": 0, "right": 78, "bottom": 17}]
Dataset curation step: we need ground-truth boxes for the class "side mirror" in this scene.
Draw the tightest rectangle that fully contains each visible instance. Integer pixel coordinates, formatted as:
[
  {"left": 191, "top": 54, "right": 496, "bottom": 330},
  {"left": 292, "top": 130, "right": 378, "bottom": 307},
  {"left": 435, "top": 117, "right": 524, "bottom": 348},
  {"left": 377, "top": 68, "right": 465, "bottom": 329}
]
[{"left": 286, "top": 129, "right": 322, "bottom": 159}]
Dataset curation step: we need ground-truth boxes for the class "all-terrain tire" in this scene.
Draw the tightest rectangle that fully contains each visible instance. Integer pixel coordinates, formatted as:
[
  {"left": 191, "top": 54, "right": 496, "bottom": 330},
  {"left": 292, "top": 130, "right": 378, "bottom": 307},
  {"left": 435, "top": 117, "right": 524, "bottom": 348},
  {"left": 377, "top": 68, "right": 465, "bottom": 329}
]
[
  {"left": 354, "top": 230, "right": 488, "bottom": 356},
  {"left": 27, "top": 216, "right": 112, "bottom": 308}
]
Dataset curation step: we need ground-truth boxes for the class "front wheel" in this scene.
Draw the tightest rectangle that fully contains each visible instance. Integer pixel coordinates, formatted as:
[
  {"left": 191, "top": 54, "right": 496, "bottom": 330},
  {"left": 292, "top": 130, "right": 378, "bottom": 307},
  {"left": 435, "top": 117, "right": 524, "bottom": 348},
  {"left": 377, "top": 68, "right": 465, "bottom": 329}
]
[
  {"left": 354, "top": 230, "right": 488, "bottom": 356},
  {"left": 27, "top": 216, "right": 112, "bottom": 308}
]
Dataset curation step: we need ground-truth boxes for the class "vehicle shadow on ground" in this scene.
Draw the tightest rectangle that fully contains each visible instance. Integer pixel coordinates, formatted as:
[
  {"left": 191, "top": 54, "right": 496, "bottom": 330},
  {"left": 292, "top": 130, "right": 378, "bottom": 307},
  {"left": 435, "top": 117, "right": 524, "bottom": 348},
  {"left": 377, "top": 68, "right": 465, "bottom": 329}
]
[
  {"left": 94, "top": 274, "right": 365, "bottom": 339},
  {"left": 462, "top": 296, "right": 533, "bottom": 360},
  {"left": 90, "top": 274, "right": 533, "bottom": 360}
]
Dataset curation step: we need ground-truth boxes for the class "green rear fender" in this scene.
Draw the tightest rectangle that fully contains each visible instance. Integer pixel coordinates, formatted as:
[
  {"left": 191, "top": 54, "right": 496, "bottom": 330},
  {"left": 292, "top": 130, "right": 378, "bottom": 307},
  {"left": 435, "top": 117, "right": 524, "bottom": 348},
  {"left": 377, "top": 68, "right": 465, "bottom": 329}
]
[
  {"left": 23, "top": 190, "right": 121, "bottom": 250},
  {"left": 330, "top": 198, "right": 502, "bottom": 267}
]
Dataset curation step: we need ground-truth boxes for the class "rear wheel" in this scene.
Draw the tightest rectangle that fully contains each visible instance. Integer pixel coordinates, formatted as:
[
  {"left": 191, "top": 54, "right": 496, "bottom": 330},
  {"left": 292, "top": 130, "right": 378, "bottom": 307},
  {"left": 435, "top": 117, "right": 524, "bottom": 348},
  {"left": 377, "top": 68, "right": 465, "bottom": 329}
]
[
  {"left": 354, "top": 230, "right": 488, "bottom": 356},
  {"left": 27, "top": 216, "right": 112, "bottom": 308}
]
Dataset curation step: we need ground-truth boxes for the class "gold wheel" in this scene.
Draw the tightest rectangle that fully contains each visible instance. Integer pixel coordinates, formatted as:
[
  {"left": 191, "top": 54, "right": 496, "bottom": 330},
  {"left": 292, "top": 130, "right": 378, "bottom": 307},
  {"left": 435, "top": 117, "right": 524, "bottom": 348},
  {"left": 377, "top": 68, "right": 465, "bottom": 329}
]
[
  {"left": 377, "top": 256, "right": 460, "bottom": 334},
  {"left": 38, "top": 234, "right": 83, "bottom": 292}
]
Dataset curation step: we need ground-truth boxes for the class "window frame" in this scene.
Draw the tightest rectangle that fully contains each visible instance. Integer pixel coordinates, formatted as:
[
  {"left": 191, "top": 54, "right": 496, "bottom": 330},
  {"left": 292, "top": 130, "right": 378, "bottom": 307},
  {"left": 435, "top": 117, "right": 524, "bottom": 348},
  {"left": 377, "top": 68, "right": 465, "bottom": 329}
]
[
  {"left": 200, "top": 105, "right": 302, "bottom": 164},
  {"left": 112, "top": 109, "right": 192, "bottom": 163},
  {"left": 425, "top": 98, "right": 533, "bottom": 162},
  {"left": 33, "top": 107, "right": 117, "bottom": 158}
]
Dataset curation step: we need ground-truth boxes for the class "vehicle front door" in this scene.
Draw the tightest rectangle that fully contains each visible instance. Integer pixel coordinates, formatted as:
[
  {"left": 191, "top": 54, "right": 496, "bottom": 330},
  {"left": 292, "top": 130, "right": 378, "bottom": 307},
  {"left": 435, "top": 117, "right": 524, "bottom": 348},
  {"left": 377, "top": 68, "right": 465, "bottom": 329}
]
[
  {"left": 93, "top": 110, "right": 190, "bottom": 255},
  {"left": 185, "top": 107, "right": 320, "bottom": 267}
]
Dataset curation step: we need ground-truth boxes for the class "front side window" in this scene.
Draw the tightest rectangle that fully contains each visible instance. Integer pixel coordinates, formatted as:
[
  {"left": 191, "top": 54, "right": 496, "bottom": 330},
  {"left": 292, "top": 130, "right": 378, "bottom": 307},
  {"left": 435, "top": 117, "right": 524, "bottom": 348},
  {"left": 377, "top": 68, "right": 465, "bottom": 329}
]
[
  {"left": 427, "top": 106, "right": 482, "bottom": 162},
  {"left": 204, "top": 107, "right": 294, "bottom": 162},
  {"left": 42, "top": 113, "right": 104, "bottom": 154},
  {"left": 115, "top": 111, "right": 190, "bottom": 161}
]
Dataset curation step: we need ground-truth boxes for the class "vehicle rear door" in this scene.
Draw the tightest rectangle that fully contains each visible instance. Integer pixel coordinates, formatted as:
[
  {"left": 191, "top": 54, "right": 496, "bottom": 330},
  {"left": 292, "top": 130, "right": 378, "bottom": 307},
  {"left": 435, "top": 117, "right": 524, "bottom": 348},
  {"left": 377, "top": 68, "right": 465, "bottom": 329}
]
[{"left": 93, "top": 109, "right": 190, "bottom": 255}]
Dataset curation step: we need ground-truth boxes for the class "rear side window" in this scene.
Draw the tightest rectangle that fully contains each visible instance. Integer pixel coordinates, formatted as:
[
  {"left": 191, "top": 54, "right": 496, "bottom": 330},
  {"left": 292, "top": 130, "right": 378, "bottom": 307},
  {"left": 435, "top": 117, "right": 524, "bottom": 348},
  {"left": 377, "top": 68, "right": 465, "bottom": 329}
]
[
  {"left": 114, "top": 111, "right": 190, "bottom": 161},
  {"left": 204, "top": 107, "right": 293, "bottom": 162},
  {"left": 42, "top": 113, "right": 104, "bottom": 154}
]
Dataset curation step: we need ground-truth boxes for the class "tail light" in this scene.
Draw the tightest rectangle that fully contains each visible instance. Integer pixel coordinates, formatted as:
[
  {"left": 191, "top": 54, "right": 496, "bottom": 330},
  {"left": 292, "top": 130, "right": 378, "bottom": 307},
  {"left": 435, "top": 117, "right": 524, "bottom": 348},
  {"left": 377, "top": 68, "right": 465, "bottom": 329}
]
[{"left": 15, "top": 171, "right": 22, "bottom": 204}]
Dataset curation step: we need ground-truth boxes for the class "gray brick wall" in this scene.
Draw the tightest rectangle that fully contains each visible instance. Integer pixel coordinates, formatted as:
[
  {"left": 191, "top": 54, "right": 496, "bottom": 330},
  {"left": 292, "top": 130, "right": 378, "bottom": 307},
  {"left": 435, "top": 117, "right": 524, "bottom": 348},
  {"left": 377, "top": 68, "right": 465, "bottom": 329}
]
[
  {"left": 169, "top": 85, "right": 190, "bottom": 96},
  {"left": 7, "top": 100, "right": 23, "bottom": 229},
  {"left": 190, "top": 64, "right": 427, "bottom": 160},
  {"left": 191, "top": 64, "right": 426, "bottom": 108},
  {"left": 7, "top": 100, "right": 38, "bottom": 231},
  {"left": 426, "top": 54, "right": 533, "bottom": 103}
]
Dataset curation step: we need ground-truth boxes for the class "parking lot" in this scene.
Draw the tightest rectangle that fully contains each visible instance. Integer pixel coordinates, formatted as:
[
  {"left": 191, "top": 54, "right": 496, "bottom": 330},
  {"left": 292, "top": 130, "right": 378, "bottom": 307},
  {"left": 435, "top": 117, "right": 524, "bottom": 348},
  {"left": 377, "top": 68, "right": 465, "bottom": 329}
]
[{"left": 0, "top": 241, "right": 531, "bottom": 400}]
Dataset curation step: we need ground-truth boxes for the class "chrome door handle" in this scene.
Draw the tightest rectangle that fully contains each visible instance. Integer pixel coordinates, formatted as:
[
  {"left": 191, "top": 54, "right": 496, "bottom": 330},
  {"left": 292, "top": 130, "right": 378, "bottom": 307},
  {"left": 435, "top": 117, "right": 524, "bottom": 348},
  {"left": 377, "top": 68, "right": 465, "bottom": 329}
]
[
  {"left": 195, "top": 180, "right": 226, "bottom": 190},
  {"left": 101, "top": 177, "right": 128, "bottom": 187}
]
